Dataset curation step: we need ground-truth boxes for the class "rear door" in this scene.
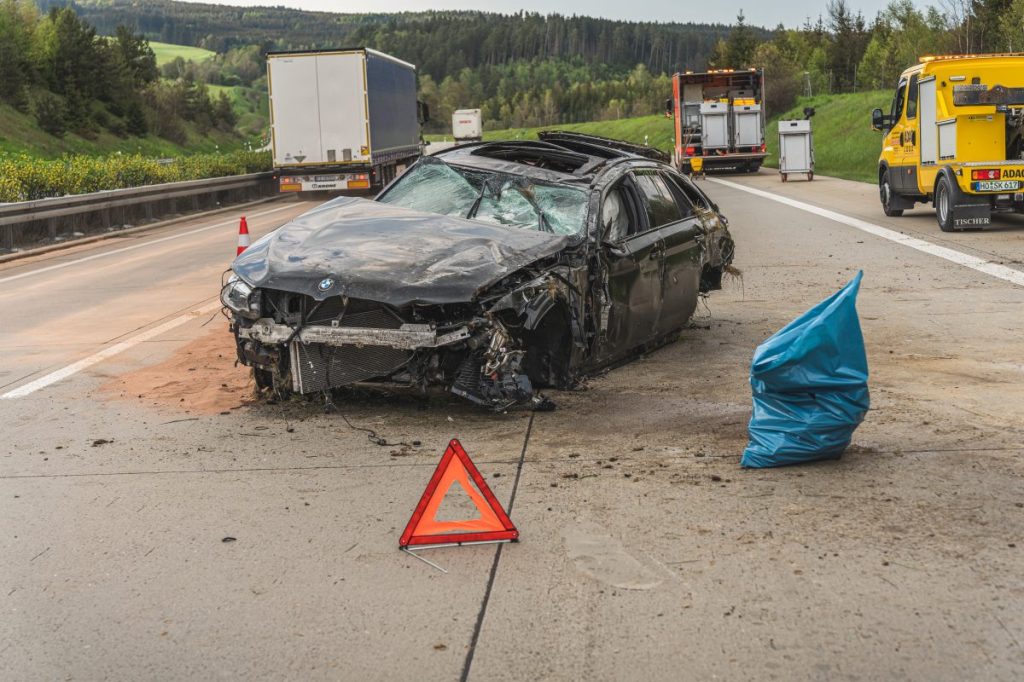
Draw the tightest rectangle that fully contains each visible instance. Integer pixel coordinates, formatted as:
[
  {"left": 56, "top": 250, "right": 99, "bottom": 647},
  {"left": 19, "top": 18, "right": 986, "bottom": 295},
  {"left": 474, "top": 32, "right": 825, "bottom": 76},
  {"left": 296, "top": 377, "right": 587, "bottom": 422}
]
[
  {"left": 657, "top": 171, "right": 704, "bottom": 330},
  {"left": 316, "top": 53, "right": 370, "bottom": 164},
  {"left": 598, "top": 177, "right": 665, "bottom": 357},
  {"left": 268, "top": 55, "right": 322, "bottom": 166},
  {"left": 631, "top": 170, "right": 701, "bottom": 335}
]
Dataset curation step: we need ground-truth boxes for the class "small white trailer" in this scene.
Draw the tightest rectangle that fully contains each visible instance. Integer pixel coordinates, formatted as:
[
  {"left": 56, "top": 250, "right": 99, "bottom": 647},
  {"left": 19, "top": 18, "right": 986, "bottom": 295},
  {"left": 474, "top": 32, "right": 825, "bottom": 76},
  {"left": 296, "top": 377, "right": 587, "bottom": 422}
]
[
  {"left": 267, "top": 48, "right": 425, "bottom": 193},
  {"left": 452, "top": 109, "right": 483, "bottom": 142},
  {"left": 778, "top": 119, "right": 815, "bottom": 182}
]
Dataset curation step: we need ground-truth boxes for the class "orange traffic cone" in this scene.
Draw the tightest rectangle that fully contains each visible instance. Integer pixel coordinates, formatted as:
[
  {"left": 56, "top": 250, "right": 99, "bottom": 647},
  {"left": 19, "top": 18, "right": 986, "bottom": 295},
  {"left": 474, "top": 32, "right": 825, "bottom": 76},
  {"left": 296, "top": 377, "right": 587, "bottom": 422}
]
[{"left": 236, "top": 216, "right": 250, "bottom": 256}]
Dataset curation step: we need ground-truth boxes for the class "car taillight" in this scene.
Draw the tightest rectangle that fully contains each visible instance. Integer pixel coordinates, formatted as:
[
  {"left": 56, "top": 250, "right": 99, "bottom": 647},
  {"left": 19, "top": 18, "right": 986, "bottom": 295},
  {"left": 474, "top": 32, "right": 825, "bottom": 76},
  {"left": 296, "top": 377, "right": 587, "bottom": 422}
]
[
  {"left": 972, "top": 169, "right": 1000, "bottom": 180},
  {"left": 685, "top": 146, "right": 696, "bottom": 156}
]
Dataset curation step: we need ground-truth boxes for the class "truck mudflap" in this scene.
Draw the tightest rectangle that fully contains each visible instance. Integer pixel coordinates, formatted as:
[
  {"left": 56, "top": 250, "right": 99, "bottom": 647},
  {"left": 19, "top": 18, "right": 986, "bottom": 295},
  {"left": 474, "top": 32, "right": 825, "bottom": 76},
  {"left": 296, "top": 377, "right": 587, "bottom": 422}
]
[{"left": 951, "top": 203, "right": 992, "bottom": 228}]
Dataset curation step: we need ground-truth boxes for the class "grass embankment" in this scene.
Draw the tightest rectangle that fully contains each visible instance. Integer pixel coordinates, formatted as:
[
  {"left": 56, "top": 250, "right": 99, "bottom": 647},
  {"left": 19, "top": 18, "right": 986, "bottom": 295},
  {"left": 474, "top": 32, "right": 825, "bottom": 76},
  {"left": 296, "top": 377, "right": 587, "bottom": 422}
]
[
  {"left": 0, "top": 104, "right": 241, "bottom": 158},
  {"left": 765, "top": 91, "right": 890, "bottom": 183},
  {"left": 149, "top": 41, "right": 216, "bottom": 66}
]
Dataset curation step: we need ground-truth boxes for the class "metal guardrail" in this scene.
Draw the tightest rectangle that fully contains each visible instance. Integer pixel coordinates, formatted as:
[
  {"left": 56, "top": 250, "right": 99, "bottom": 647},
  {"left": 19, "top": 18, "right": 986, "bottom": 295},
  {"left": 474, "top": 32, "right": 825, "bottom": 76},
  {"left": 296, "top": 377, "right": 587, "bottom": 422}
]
[{"left": 1, "top": 172, "right": 277, "bottom": 253}]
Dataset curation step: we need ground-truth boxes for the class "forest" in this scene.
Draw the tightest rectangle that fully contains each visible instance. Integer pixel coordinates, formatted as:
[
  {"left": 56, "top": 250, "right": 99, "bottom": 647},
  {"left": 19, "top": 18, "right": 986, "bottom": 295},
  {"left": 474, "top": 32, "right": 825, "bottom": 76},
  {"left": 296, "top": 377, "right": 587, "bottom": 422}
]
[
  {"left": 6, "top": 0, "right": 1024, "bottom": 141},
  {"left": 0, "top": 1, "right": 237, "bottom": 142}
]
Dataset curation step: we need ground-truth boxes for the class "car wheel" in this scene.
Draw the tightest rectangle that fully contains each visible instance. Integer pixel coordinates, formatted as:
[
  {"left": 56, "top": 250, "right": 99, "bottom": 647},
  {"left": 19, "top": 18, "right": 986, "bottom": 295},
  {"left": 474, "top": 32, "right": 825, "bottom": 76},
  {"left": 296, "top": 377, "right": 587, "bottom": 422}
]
[
  {"left": 935, "top": 175, "right": 956, "bottom": 232},
  {"left": 523, "top": 311, "right": 571, "bottom": 388},
  {"left": 880, "top": 170, "right": 903, "bottom": 217}
]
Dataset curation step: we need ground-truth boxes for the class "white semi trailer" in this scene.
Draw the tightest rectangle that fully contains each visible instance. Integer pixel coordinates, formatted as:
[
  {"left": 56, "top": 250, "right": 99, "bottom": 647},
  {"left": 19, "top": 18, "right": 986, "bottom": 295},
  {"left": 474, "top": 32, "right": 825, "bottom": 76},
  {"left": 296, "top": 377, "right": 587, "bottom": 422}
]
[{"left": 267, "top": 48, "right": 427, "bottom": 193}]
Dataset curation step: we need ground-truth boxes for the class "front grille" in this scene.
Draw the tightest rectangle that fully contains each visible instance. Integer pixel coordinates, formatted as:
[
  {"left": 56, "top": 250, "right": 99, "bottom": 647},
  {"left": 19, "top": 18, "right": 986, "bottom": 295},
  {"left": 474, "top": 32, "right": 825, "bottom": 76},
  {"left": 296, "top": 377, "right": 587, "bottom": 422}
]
[
  {"left": 290, "top": 341, "right": 411, "bottom": 393},
  {"left": 263, "top": 290, "right": 406, "bottom": 328}
]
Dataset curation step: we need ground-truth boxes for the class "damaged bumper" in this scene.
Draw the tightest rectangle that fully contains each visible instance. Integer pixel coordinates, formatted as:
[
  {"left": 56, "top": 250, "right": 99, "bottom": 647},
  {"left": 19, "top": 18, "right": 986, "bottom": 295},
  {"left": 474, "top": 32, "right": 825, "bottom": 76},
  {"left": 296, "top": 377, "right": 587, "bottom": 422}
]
[
  {"left": 239, "top": 319, "right": 472, "bottom": 350},
  {"left": 233, "top": 305, "right": 539, "bottom": 410}
]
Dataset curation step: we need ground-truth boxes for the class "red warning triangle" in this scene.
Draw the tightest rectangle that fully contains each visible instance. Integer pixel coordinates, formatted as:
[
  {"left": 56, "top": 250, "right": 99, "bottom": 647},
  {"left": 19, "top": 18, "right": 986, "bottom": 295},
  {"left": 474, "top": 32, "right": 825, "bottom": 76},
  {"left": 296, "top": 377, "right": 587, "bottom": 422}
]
[{"left": 400, "top": 439, "right": 518, "bottom": 549}]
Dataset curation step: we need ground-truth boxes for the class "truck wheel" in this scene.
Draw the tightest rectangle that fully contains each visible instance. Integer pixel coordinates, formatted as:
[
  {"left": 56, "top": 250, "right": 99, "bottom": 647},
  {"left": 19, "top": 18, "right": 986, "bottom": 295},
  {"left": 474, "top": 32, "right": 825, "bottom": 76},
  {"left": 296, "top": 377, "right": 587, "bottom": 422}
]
[
  {"left": 935, "top": 175, "right": 956, "bottom": 232},
  {"left": 880, "top": 170, "right": 903, "bottom": 217},
  {"left": 781, "top": 173, "right": 788, "bottom": 183}
]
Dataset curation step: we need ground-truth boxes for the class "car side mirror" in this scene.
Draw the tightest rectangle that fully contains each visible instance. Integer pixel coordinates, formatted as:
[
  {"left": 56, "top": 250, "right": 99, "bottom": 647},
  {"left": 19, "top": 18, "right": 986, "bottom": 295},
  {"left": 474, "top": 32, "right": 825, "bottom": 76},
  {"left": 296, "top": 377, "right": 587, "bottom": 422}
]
[
  {"left": 665, "top": 98, "right": 674, "bottom": 116},
  {"left": 417, "top": 101, "right": 430, "bottom": 125},
  {"left": 871, "top": 108, "right": 887, "bottom": 132}
]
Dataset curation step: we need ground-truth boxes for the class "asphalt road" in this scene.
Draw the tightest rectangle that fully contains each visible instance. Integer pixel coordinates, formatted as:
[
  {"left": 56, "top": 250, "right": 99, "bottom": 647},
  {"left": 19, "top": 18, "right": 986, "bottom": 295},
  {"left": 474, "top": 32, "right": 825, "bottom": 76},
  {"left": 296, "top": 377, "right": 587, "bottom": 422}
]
[{"left": 2, "top": 174, "right": 1023, "bottom": 680}]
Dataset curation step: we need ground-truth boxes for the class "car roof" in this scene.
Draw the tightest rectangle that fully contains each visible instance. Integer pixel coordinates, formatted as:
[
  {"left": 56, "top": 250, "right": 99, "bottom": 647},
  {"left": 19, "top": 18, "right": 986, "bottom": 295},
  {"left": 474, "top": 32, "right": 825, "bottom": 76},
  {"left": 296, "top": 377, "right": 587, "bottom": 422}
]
[{"left": 432, "top": 131, "right": 669, "bottom": 184}]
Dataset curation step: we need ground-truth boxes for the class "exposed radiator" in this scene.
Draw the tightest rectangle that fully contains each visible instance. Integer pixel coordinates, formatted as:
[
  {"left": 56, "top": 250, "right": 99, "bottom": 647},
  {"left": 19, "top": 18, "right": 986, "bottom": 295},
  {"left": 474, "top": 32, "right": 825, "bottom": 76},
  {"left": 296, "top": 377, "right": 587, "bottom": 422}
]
[{"left": 289, "top": 341, "right": 411, "bottom": 393}]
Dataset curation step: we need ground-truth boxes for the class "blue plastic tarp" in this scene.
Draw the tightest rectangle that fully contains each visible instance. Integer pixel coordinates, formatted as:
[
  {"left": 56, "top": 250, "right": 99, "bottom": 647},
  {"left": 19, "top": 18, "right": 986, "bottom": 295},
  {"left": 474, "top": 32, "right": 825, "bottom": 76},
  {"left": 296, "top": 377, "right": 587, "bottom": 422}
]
[{"left": 741, "top": 271, "right": 870, "bottom": 468}]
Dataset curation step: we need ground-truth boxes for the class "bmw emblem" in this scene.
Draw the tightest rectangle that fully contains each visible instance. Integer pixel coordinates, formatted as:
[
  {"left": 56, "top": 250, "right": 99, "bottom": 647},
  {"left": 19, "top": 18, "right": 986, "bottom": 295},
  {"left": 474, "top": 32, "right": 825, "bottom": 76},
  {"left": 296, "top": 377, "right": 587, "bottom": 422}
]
[{"left": 318, "top": 278, "right": 335, "bottom": 292}]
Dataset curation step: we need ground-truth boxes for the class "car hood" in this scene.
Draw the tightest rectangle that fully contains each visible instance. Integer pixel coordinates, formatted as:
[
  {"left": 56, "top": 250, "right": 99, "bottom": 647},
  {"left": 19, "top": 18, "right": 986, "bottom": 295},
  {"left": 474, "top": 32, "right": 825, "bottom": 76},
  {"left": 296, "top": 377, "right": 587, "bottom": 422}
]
[{"left": 232, "top": 196, "right": 569, "bottom": 306}]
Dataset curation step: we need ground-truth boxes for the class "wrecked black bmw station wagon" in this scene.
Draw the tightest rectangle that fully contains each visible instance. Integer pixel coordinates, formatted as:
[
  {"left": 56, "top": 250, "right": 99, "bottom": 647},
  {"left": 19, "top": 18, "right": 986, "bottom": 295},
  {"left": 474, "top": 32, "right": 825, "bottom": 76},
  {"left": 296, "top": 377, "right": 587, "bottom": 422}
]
[{"left": 222, "top": 132, "right": 735, "bottom": 409}]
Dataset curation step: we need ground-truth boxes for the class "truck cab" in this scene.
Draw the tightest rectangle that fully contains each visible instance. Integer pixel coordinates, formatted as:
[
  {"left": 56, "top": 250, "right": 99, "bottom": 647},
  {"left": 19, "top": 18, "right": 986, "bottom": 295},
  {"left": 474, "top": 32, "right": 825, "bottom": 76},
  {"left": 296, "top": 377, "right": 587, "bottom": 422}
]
[{"left": 873, "top": 53, "right": 1024, "bottom": 231}]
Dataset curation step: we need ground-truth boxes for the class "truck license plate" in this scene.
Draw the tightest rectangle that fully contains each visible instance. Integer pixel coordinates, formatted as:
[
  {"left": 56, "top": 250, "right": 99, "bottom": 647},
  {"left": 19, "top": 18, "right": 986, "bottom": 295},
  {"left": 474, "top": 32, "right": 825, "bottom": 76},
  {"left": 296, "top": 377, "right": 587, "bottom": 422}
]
[{"left": 973, "top": 180, "right": 1020, "bottom": 192}]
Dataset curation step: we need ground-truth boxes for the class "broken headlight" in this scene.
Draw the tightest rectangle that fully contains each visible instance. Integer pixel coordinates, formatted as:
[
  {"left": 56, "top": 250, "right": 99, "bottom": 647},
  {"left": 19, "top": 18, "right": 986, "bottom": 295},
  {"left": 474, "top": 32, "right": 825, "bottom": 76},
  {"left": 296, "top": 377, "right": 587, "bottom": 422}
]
[{"left": 220, "top": 276, "right": 260, "bottom": 319}]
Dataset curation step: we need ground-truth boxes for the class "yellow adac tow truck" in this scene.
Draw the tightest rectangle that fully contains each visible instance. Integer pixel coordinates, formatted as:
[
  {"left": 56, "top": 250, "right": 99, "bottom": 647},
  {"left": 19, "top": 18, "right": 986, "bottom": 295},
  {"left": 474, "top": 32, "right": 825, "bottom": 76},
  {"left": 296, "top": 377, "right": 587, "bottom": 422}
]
[{"left": 872, "top": 53, "right": 1024, "bottom": 231}]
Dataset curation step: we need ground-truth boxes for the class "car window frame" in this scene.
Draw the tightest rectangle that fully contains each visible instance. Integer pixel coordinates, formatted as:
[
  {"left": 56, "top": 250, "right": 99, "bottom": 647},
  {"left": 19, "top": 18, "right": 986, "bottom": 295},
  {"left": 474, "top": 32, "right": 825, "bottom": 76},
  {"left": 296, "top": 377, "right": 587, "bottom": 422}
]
[{"left": 891, "top": 79, "right": 908, "bottom": 122}]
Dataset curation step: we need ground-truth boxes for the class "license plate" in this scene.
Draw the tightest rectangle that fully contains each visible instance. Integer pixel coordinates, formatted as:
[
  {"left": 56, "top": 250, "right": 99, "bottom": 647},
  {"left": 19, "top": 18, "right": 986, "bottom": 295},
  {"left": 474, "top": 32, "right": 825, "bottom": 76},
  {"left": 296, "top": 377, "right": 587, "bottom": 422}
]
[
  {"left": 314, "top": 175, "right": 340, "bottom": 182},
  {"left": 973, "top": 180, "right": 1020, "bottom": 192}
]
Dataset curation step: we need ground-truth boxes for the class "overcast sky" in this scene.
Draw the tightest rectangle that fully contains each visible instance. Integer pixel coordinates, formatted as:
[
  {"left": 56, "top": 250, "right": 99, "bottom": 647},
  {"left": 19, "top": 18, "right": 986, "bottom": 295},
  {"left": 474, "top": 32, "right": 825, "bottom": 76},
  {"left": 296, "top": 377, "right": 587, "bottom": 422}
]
[{"left": 186, "top": 0, "right": 934, "bottom": 28}]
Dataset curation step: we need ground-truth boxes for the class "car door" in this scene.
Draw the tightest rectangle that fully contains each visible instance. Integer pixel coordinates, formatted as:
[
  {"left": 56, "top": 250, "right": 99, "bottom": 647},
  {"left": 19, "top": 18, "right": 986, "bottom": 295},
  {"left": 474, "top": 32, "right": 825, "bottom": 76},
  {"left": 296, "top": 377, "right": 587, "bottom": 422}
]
[
  {"left": 656, "top": 170, "right": 704, "bottom": 330},
  {"left": 597, "top": 176, "right": 665, "bottom": 358},
  {"left": 630, "top": 170, "right": 701, "bottom": 335},
  {"left": 886, "top": 78, "right": 909, "bottom": 192}
]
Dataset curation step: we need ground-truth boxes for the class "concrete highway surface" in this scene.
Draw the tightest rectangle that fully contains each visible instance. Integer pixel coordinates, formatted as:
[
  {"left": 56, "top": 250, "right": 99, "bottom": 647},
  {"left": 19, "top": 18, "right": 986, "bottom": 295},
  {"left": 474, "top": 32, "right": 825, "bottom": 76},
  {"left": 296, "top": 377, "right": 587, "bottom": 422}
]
[{"left": 2, "top": 173, "right": 1023, "bottom": 680}]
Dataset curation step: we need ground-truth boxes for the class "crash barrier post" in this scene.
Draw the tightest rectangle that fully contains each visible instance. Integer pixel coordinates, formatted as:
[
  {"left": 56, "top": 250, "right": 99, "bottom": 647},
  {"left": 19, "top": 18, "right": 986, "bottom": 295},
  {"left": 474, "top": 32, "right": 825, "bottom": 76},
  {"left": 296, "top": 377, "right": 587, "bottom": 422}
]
[
  {"left": 400, "top": 439, "right": 518, "bottom": 550},
  {"left": 0, "top": 172, "right": 277, "bottom": 255},
  {"left": 741, "top": 271, "right": 870, "bottom": 468},
  {"left": 237, "top": 216, "right": 251, "bottom": 256}
]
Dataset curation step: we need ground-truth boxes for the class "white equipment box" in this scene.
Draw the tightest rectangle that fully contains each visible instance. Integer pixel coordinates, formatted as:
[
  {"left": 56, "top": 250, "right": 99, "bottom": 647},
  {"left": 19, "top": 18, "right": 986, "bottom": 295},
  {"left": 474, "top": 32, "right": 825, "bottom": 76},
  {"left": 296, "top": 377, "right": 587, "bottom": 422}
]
[
  {"left": 700, "top": 102, "right": 731, "bottom": 150},
  {"left": 733, "top": 102, "right": 764, "bottom": 147},
  {"left": 778, "top": 119, "right": 815, "bottom": 181}
]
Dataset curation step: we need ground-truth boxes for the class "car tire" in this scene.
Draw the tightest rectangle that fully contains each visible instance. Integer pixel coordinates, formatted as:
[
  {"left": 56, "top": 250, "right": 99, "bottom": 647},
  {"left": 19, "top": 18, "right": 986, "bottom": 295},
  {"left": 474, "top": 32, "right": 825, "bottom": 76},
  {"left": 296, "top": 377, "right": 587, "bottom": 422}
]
[
  {"left": 935, "top": 174, "right": 956, "bottom": 232},
  {"left": 880, "top": 169, "right": 903, "bottom": 217}
]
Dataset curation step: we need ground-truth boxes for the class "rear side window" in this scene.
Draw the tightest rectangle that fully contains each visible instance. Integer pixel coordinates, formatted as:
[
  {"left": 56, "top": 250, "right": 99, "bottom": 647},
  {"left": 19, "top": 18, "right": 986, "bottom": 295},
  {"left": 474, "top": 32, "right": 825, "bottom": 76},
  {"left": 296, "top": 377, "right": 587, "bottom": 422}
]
[{"left": 632, "top": 171, "right": 682, "bottom": 228}]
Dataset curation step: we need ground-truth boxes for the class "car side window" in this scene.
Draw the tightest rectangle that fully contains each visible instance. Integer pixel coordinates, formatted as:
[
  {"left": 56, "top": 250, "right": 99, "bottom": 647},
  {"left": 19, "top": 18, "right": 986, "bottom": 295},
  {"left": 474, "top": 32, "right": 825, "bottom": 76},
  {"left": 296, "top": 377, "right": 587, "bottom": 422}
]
[
  {"left": 667, "top": 172, "right": 714, "bottom": 212},
  {"left": 601, "top": 179, "right": 643, "bottom": 242},
  {"left": 891, "top": 80, "right": 907, "bottom": 122},
  {"left": 660, "top": 172, "right": 699, "bottom": 218},
  {"left": 633, "top": 171, "right": 682, "bottom": 228}
]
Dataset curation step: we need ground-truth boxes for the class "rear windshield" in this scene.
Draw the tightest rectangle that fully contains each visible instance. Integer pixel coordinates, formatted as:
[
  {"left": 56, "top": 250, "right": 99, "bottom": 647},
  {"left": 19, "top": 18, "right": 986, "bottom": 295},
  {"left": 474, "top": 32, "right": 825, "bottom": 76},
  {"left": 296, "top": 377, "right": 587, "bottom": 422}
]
[{"left": 377, "top": 159, "right": 588, "bottom": 236}]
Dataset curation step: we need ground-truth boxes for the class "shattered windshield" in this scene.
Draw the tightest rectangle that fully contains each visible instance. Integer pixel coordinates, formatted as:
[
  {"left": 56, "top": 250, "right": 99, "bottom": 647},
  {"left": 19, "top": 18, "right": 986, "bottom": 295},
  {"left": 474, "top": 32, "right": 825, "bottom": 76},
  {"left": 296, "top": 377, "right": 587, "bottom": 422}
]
[{"left": 378, "top": 158, "right": 588, "bottom": 236}]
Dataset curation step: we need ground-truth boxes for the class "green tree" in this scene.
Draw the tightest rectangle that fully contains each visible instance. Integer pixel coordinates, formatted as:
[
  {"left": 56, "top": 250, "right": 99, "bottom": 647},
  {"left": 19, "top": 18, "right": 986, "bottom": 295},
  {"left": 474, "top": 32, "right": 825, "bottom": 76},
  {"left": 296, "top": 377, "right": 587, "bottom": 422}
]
[{"left": 0, "top": 0, "right": 38, "bottom": 108}]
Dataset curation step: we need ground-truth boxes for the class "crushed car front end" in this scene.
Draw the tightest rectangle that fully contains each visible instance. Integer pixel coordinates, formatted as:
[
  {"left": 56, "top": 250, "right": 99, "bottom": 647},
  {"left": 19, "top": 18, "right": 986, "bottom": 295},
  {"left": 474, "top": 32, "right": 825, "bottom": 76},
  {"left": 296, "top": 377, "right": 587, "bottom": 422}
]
[{"left": 221, "top": 189, "right": 586, "bottom": 410}]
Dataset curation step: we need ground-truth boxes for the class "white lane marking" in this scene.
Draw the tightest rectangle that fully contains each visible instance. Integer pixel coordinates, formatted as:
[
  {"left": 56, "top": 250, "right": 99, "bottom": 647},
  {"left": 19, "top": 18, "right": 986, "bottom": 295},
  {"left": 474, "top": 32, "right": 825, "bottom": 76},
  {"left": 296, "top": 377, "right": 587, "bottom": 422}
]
[
  {"left": 1, "top": 299, "right": 221, "bottom": 399},
  {"left": 0, "top": 203, "right": 300, "bottom": 286},
  {"left": 709, "top": 177, "right": 1024, "bottom": 288}
]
